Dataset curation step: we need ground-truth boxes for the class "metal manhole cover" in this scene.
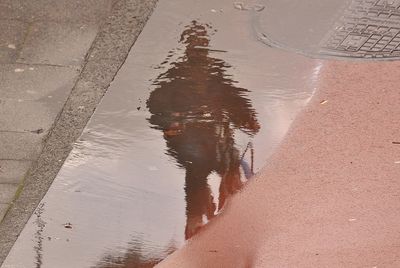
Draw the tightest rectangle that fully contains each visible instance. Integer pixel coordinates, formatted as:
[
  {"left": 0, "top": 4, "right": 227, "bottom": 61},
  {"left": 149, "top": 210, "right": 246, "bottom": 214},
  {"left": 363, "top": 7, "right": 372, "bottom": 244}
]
[{"left": 253, "top": 0, "right": 400, "bottom": 60}]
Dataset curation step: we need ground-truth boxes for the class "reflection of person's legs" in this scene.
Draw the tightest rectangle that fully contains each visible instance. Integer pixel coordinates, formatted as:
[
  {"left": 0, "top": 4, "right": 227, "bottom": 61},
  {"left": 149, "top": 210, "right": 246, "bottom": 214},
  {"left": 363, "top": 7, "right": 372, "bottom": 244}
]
[
  {"left": 218, "top": 165, "right": 242, "bottom": 211},
  {"left": 216, "top": 140, "right": 244, "bottom": 211},
  {"left": 184, "top": 171, "right": 216, "bottom": 239}
]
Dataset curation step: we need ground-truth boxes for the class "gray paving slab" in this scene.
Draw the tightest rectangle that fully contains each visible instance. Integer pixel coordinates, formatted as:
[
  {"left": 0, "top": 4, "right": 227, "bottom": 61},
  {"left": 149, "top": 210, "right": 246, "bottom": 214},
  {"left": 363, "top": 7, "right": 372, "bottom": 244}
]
[
  {"left": 0, "top": 184, "right": 18, "bottom": 205},
  {"left": 17, "top": 21, "right": 98, "bottom": 66},
  {"left": 0, "top": 0, "right": 113, "bottom": 23},
  {"left": 0, "top": 1, "right": 24, "bottom": 21},
  {"left": 0, "top": 132, "right": 42, "bottom": 160},
  {"left": 0, "top": 64, "right": 78, "bottom": 101},
  {"left": 0, "top": 100, "right": 54, "bottom": 133},
  {"left": 0, "top": 160, "right": 31, "bottom": 184},
  {"left": 0, "top": 20, "right": 28, "bottom": 64}
]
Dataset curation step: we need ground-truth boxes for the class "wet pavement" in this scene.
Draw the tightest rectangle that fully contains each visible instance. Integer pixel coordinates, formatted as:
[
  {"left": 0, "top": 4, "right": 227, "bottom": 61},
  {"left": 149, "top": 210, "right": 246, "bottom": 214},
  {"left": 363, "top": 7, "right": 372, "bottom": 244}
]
[
  {"left": 255, "top": 0, "right": 400, "bottom": 59},
  {"left": 1, "top": 0, "right": 328, "bottom": 267},
  {"left": 0, "top": 0, "right": 112, "bottom": 252}
]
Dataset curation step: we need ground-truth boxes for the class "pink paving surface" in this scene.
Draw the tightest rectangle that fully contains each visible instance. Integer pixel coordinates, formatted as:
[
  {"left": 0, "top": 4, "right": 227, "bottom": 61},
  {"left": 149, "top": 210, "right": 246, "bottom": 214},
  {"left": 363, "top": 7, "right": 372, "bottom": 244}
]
[{"left": 158, "top": 60, "right": 400, "bottom": 267}]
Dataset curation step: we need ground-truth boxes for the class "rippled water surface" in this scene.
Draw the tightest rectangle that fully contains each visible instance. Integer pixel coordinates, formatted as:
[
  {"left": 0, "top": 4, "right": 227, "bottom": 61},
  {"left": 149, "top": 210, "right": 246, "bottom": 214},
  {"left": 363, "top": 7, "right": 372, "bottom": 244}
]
[{"left": 2, "top": 0, "right": 322, "bottom": 267}]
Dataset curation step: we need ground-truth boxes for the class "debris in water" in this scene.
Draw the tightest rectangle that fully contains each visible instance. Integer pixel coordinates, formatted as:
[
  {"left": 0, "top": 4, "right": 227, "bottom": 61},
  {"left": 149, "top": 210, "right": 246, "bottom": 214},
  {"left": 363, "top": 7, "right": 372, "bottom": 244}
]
[
  {"left": 233, "top": 2, "right": 265, "bottom": 11},
  {"left": 394, "top": 161, "right": 400, "bottom": 164},
  {"left": 29, "top": 67, "right": 35, "bottom": 71},
  {"left": 31, "top": 128, "right": 44, "bottom": 134},
  {"left": 320, "top": 100, "right": 328, "bottom": 105},
  {"left": 392, "top": 141, "right": 400, "bottom": 145},
  {"left": 137, "top": 106, "right": 141, "bottom": 111},
  {"left": 348, "top": 218, "right": 357, "bottom": 222},
  {"left": 253, "top": 4, "right": 265, "bottom": 11},
  {"left": 64, "top": 223, "right": 73, "bottom": 229},
  {"left": 8, "top": 44, "right": 16, "bottom": 49},
  {"left": 208, "top": 250, "right": 218, "bottom": 253},
  {"left": 234, "top": 2, "right": 246, "bottom": 10},
  {"left": 14, "top": 68, "right": 24, "bottom": 73},
  {"left": 211, "top": 9, "right": 217, "bottom": 13}
]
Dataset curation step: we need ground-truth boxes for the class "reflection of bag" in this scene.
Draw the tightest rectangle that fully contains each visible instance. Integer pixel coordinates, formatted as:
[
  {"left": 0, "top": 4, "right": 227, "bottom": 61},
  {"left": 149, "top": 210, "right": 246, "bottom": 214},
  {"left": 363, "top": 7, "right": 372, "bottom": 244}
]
[{"left": 240, "top": 142, "right": 254, "bottom": 179}]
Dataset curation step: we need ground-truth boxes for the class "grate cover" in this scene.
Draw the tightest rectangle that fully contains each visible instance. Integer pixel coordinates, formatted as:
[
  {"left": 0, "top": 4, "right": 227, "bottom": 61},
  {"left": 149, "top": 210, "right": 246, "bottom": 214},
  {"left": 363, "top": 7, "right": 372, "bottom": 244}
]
[
  {"left": 254, "top": 0, "right": 400, "bottom": 59},
  {"left": 320, "top": 0, "right": 400, "bottom": 58}
]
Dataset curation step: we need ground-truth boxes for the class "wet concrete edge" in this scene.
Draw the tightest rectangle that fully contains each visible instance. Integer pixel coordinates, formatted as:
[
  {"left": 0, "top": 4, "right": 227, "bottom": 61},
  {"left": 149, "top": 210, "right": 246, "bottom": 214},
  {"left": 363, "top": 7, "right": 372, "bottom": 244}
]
[{"left": 0, "top": 0, "right": 158, "bottom": 264}]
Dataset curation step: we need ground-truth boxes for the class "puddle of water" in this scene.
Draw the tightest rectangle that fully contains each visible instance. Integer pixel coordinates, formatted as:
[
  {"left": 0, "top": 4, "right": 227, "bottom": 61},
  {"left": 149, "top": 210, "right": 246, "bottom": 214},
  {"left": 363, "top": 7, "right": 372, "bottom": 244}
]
[
  {"left": 2, "top": 0, "right": 322, "bottom": 267},
  {"left": 254, "top": 0, "right": 400, "bottom": 59}
]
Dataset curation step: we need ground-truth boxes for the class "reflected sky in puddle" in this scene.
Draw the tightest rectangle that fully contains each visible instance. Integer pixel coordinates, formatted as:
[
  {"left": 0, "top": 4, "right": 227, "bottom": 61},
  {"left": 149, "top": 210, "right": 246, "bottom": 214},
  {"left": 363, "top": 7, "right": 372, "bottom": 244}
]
[{"left": 2, "top": 1, "right": 322, "bottom": 267}]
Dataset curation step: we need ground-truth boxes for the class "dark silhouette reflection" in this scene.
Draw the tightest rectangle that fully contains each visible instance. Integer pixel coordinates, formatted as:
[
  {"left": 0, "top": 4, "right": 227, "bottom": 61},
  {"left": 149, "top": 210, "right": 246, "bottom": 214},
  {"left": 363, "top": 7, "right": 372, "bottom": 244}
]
[
  {"left": 96, "top": 21, "right": 260, "bottom": 268},
  {"left": 147, "top": 20, "right": 260, "bottom": 239},
  {"left": 95, "top": 239, "right": 176, "bottom": 268}
]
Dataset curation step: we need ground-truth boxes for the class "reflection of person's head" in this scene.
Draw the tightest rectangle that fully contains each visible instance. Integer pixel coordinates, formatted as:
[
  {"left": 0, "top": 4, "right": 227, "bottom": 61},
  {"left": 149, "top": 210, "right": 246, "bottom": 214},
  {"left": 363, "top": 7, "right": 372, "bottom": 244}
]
[
  {"left": 180, "top": 20, "right": 210, "bottom": 50},
  {"left": 147, "top": 20, "right": 260, "bottom": 239}
]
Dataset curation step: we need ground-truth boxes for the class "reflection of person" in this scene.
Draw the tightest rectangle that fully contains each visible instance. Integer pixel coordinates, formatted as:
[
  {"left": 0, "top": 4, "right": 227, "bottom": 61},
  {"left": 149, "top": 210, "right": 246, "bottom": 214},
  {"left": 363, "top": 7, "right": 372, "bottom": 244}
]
[
  {"left": 147, "top": 20, "right": 260, "bottom": 239},
  {"left": 97, "top": 240, "right": 176, "bottom": 268}
]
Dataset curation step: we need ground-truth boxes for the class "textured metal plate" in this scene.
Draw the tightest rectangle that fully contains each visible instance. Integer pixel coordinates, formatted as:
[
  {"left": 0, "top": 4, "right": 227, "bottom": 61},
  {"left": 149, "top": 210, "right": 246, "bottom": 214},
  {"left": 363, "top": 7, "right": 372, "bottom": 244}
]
[{"left": 321, "top": 0, "right": 400, "bottom": 58}]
